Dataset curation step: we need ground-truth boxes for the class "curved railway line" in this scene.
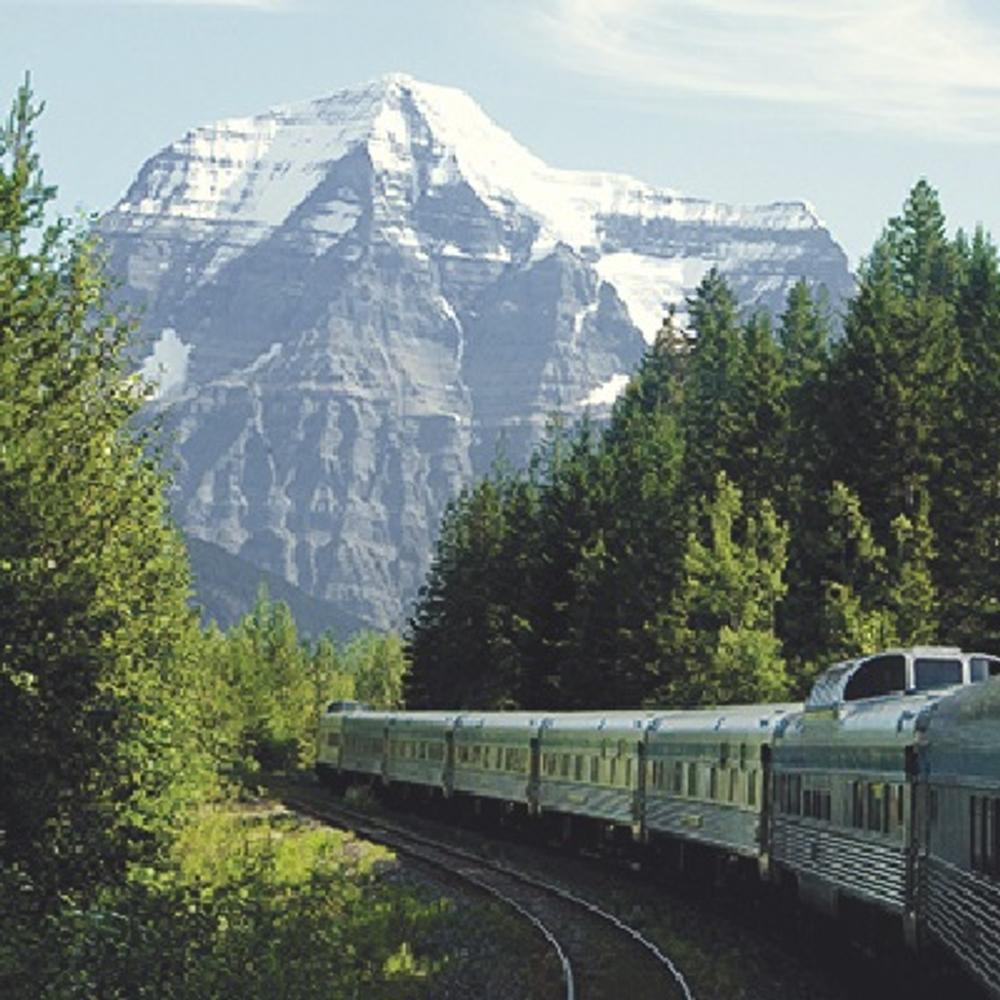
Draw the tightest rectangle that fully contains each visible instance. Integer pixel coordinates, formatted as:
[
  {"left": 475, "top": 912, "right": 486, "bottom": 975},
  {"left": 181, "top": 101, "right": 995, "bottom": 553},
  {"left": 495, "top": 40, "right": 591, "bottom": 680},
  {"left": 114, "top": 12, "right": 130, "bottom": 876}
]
[{"left": 278, "top": 783, "right": 694, "bottom": 1000}]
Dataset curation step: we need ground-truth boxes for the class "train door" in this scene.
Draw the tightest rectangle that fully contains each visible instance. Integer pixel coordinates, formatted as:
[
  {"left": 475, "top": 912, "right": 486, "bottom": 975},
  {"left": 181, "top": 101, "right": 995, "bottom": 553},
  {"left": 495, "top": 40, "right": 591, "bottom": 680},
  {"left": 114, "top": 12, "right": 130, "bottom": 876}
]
[
  {"left": 444, "top": 730, "right": 455, "bottom": 798},
  {"left": 635, "top": 739, "right": 647, "bottom": 840},
  {"left": 380, "top": 724, "right": 390, "bottom": 786},
  {"left": 529, "top": 737, "right": 541, "bottom": 815},
  {"left": 759, "top": 744, "right": 773, "bottom": 877}
]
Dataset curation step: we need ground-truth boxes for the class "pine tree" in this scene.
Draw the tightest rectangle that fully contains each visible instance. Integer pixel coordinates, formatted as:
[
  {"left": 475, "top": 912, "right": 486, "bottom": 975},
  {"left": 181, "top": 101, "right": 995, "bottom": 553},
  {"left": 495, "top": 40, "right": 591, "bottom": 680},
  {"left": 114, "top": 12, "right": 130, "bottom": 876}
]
[
  {"left": 664, "top": 472, "right": 790, "bottom": 706},
  {"left": 681, "top": 269, "right": 746, "bottom": 504},
  {"left": 733, "top": 309, "right": 789, "bottom": 508},
  {"left": 599, "top": 321, "right": 689, "bottom": 705},
  {"left": 0, "top": 81, "right": 209, "bottom": 896},
  {"left": 827, "top": 181, "right": 962, "bottom": 538},
  {"left": 886, "top": 487, "right": 938, "bottom": 645},
  {"left": 816, "top": 483, "right": 897, "bottom": 663},
  {"left": 940, "top": 227, "right": 1000, "bottom": 647},
  {"left": 776, "top": 281, "right": 835, "bottom": 670}
]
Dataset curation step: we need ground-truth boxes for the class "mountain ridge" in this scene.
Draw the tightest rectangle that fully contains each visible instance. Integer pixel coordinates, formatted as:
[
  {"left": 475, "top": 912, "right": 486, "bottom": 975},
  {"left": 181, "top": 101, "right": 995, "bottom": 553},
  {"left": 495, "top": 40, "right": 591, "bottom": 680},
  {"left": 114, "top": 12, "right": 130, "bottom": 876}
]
[{"left": 100, "top": 73, "right": 853, "bottom": 630}]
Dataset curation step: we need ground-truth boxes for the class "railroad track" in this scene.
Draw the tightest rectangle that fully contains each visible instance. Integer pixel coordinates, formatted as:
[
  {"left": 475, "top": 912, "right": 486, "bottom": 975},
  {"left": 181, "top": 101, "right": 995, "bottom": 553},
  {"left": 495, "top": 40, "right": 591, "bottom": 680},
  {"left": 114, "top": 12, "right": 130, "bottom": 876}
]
[{"left": 278, "top": 783, "right": 693, "bottom": 1000}]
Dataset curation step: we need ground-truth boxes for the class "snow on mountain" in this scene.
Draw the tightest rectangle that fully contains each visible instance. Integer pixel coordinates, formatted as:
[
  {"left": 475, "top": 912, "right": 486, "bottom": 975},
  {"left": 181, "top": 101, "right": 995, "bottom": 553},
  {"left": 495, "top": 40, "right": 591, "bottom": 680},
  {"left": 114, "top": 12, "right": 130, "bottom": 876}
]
[{"left": 100, "top": 73, "right": 852, "bottom": 629}]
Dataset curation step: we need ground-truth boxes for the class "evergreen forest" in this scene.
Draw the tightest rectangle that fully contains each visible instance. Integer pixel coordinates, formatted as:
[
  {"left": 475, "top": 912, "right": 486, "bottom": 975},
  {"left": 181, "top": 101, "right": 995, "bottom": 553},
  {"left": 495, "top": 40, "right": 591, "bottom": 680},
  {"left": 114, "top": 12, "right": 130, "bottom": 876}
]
[
  {"left": 0, "top": 83, "right": 440, "bottom": 999},
  {"left": 407, "top": 180, "right": 1000, "bottom": 711}
]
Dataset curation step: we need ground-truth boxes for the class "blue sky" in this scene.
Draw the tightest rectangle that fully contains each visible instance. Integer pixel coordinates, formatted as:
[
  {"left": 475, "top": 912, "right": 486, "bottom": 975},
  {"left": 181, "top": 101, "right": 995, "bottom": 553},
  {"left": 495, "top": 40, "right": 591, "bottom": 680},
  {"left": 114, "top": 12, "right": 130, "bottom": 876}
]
[{"left": 5, "top": 0, "right": 1000, "bottom": 267}]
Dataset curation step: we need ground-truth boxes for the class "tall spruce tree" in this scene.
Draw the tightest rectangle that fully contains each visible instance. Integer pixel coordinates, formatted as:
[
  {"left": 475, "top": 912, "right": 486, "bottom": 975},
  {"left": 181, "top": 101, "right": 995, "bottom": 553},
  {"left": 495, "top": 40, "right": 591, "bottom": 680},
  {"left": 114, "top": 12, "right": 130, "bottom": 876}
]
[
  {"left": 942, "top": 227, "right": 1000, "bottom": 648},
  {"left": 0, "top": 81, "right": 208, "bottom": 897},
  {"left": 733, "top": 309, "right": 789, "bottom": 508},
  {"left": 827, "top": 181, "right": 962, "bottom": 539},
  {"left": 664, "top": 472, "right": 790, "bottom": 706},
  {"left": 816, "top": 483, "right": 897, "bottom": 662},
  {"left": 599, "top": 318, "right": 689, "bottom": 706},
  {"left": 776, "top": 281, "right": 835, "bottom": 672},
  {"left": 681, "top": 269, "right": 746, "bottom": 504}
]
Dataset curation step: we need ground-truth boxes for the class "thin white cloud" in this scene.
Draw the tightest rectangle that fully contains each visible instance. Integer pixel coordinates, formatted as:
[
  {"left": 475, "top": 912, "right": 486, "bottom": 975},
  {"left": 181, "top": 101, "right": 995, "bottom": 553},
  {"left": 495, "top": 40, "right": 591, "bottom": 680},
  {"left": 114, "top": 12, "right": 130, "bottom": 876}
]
[{"left": 539, "top": 0, "right": 1000, "bottom": 140}]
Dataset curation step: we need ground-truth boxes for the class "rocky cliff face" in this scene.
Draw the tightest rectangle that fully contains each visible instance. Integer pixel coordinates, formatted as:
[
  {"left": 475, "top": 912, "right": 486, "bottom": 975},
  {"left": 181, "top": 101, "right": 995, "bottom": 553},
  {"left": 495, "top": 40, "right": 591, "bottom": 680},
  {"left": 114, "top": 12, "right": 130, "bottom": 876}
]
[{"left": 98, "top": 73, "right": 852, "bottom": 629}]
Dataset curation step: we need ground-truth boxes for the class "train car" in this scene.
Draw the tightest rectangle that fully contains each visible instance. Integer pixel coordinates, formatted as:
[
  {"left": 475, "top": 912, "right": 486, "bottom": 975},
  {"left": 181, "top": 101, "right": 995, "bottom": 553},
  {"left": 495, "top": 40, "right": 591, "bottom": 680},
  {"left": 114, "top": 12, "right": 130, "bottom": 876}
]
[
  {"left": 314, "top": 646, "right": 1000, "bottom": 997},
  {"left": 451, "top": 713, "right": 542, "bottom": 813},
  {"left": 918, "top": 675, "right": 1000, "bottom": 997},
  {"left": 536, "top": 714, "right": 652, "bottom": 840},
  {"left": 770, "top": 648, "right": 999, "bottom": 938},
  {"left": 316, "top": 699, "right": 367, "bottom": 789},
  {"left": 644, "top": 704, "right": 799, "bottom": 870},
  {"left": 340, "top": 709, "right": 396, "bottom": 784},
  {"left": 384, "top": 713, "right": 454, "bottom": 795}
]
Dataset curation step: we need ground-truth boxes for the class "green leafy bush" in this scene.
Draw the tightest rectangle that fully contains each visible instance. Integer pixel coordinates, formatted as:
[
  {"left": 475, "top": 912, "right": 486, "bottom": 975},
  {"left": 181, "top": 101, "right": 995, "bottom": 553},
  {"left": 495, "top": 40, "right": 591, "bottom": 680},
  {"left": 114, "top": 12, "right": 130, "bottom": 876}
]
[{"left": 0, "top": 807, "right": 450, "bottom": 1000}]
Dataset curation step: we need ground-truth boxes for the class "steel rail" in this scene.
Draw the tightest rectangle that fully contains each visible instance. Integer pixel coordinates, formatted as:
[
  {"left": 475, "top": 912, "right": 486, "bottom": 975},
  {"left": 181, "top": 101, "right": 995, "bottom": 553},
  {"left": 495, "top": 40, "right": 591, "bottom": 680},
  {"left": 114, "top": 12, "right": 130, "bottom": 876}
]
[
  {"left": 284, "top": 788, "right": 693, "bottom": 999},
  {"left": 286, "top": 794, "right": 575, "bottom": 1000}
]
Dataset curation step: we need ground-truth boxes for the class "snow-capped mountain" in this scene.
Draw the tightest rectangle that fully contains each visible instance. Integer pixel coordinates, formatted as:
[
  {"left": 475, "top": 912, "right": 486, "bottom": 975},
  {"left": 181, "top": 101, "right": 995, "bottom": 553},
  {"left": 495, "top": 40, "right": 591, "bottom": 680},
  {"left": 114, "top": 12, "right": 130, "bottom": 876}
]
[{"left": 99, "top": 73, "right": 852, "bottom": 629}]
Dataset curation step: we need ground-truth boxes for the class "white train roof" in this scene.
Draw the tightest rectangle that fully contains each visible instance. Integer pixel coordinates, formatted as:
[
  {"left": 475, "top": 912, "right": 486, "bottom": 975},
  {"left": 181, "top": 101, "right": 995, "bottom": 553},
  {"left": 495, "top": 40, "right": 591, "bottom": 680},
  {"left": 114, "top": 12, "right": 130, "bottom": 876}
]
[
  {"left": 926, "top": 675, "right": 1000, "bottom": 722},
  {"left": 779, "top": 690, "right": 950, "bottom": 743},
  {"left": 541, "top": 713, "right": 654, "bottom": 733},
  {"left": 454, "top": 712, "right": 548, "bottom": 731},
  {"left": 648, "top": 703, "right": 802, "bottom": 736}
]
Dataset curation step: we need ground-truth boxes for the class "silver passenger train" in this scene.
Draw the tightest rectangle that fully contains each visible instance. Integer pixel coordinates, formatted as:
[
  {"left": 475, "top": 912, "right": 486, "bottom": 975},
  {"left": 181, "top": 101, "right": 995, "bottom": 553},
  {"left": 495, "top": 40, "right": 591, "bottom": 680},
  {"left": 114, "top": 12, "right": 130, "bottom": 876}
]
[{"left": 317, "top": 646, "right": 1000, "bottom": 996}]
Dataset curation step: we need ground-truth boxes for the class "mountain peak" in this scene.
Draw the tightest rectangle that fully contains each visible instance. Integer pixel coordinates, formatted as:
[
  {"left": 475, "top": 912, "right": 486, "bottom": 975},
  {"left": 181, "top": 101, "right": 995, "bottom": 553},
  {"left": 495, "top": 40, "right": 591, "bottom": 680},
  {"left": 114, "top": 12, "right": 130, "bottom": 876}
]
[{"left": 114, "top": 73, "right": 825, "bottom": 260}]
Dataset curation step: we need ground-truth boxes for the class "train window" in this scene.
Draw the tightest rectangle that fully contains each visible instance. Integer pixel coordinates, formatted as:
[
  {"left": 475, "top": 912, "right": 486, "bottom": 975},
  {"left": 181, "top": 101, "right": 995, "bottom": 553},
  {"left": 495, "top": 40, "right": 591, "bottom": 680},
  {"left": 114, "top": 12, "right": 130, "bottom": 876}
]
[
  {"left": 609, "top": 758, "right": 618, "bottom": 786},
  {"left": 591, "top": 757, "right": 600, "bottom": 783},
  {"left": 986, "top": 801, "right": 997, "bottom": 874},
  {"left": 971, "top": 656, "right": 1000, "bottom": 682},
  {"left": 803, "top": 788, "right": 830, "bottom": 821},
  {"left": 852, "top": 781, "right": 865, "bottom": 828},
  {"left": 867, "top": 784, "right": 889, "bottom": 833},
  {"left": 574, "top": 755, "right": 584, "bottom": 781},
  {"left": 844, "top": 654, "right": 906, "bottom": 700},
  {"left": 625, "top": 758, "right": 633, "bottom": 788},
  {"left": 970, "top": 796, "right": 1000, "bottom": 878},
  {"left": 972, "top": 797, "right": 984, "bottom": 870},
  {"left": 747, "top": 770, "right": 757, "bottom": 807},
  {"left": 994, "top": 800, "right": 1000, "bottom": 878},
  {"left": 719, "top": 743, "right": 729, "bottom": 766},
  {"left": 728, "top": 769, "right": 738, "bottom": 803},
  {"left": 687, "top": 763, "right": 698, "bottom": 798},
  {"left": 560, "top": 754, "right": 571, "bottom": 778},
  {"left": 739, "top": 743, "right": 748, "bottom": 769},
  {"left": 914, "top": 658, "right": 962, "bottom": 691},
  {"left": 709, "top": 767, "right": 719, "bottom": 800}
]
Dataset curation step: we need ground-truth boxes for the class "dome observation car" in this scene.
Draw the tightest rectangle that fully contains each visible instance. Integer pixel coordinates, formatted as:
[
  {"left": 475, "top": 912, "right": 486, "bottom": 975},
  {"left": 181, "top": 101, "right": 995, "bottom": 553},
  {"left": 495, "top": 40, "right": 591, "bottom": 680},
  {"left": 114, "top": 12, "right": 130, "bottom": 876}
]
[{"left": 805, "top": 648, "right": 1000, "bottom": 713}]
